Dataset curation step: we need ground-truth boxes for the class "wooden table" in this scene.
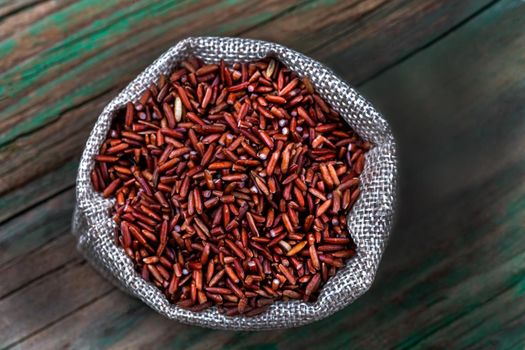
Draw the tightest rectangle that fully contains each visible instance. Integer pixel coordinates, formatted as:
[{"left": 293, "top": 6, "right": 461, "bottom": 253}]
[{"left": 1, "top": 1, "right": 524, "bottom": 348}]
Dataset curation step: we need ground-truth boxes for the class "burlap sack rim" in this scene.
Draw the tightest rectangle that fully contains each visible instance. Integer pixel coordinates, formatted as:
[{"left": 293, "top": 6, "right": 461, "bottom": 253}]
[{"left": 73, "top": 36, "right": 397, "bottom": 330}]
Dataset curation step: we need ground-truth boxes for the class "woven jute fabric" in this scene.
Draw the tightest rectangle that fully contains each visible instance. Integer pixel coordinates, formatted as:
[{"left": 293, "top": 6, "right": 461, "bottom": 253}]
[{"left": 73, "top": 37, "right": 397, "bottom": 330}]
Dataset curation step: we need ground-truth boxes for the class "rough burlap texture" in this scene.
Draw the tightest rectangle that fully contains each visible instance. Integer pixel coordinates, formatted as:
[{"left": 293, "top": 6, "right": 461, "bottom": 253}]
[{"left": 73, "top": 37, "right": 397, "bottom": 330}]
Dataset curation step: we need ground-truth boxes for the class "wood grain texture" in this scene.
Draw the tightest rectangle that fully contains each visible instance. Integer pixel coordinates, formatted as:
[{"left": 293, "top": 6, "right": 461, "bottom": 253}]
[
  {"left": 1, "top": 0, "right": 524, "bottom": 349},
  {"left": 0, "top": 190, "right": 74, "bottom": 267},
  {"left": 242, "top": 0, "right": 496, "bottom": 83}
]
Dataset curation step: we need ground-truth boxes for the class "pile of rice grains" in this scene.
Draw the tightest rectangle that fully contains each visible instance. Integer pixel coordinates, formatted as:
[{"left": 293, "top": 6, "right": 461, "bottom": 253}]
[{"left": 91, "top": 57, "right": 370, "bottom": 316}]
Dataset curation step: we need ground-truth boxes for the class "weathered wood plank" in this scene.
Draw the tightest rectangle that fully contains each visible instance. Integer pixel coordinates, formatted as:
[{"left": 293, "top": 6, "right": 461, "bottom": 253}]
[
  {"left": 0, "top": 87, "right": 113, "bottom": 195},
  {"left": 0, "top": 0, "right": 46, "bottom": 19},
  {"left": 0, "top": 190, "right": 74, "bottom": 267},
  {"left": 0, "top": 260, "right": 113, "bottom": 349},
  {"left": 0, "top": 159, "right": 77, "bottom": 223},
  {"left": 13, "top": 290, "right": 224, "bottom": 350},
  {"left": 243, "top": 0, "right": 495, "bottom": 84},
  {"left": 0, "top": 233, "right": 79, "bottom": 299},
  {"left": 0, "top": 0, "right": 301, "bottom": 143},
  {"left": 12, "top": 291, "right": 152, "bottom": 350},
  {"left": 0, "top": 1, "right": 132, "bottom": 61},
  {"left": 360, "top": 0, "right": 525, "bottom": 220},
  {"left": 0, "top": 0, "right": 304, "bottom": 199},
  {"left": 0, "top": 1, "right": 74, "bottom": 41}
]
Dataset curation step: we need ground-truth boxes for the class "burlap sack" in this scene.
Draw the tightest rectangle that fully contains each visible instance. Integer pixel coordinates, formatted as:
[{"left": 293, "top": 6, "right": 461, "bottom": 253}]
[{"left": 73, "top": 37, "right": 397, "bottom": 330}]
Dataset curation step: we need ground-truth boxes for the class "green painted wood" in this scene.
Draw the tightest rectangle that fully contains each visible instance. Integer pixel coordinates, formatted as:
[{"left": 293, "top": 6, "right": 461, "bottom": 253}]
[
  {"left": 0, "top": 0, "right": 306, "bottom": 201},
  {"left": 0, "top": 0, "right": 302, "bottom": 145},
  {"left": 1, "top": 0, "right": 524, "bottom": 349},
  {"left": 0, "top": 1, "right": 75, "bottom": 42}
]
